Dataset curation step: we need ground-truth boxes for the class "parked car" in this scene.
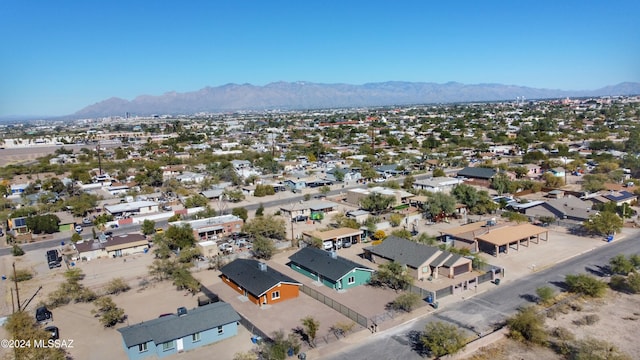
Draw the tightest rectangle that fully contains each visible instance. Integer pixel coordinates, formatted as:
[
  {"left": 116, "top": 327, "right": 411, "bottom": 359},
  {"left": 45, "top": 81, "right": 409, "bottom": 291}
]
[
  {"left": 293, "top": 215, "right": 308, "bottom": 223},
  {"left": 36, "top": 306, "right": 52, "bottom": 323},
  {"left": 46, "top": 250, "right": 62, "bottom": 269},
  {"left": 74, "top": 225, "right": 83, "bottom": 233},
  {"left": 162, "top": 205, "right": 173, "bottom": 211}
]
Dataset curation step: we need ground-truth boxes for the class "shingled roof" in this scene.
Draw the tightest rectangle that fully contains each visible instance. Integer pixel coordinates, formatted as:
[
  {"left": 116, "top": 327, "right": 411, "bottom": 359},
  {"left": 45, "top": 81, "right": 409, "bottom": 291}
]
[
  {"left": 117, "top": 302, "right": 240, "bottom": 348},
  {"left": 365, "top": 236, "right": 440, "bottom": 269},
  {"left": 457, "top": 167, "right": 497, "bottom": 180},
  {"left": 220, "top": 259, "right": 301, "bottom": 298},
  {"left": 288, "top": 247, "right": 373, "bottom": 282}
]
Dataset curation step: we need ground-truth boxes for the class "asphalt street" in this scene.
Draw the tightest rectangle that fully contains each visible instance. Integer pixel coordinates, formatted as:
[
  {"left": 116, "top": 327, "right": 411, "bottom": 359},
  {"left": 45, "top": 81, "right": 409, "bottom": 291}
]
[{"left": 326, "top": 236, "right": 640, "bottom": 360}]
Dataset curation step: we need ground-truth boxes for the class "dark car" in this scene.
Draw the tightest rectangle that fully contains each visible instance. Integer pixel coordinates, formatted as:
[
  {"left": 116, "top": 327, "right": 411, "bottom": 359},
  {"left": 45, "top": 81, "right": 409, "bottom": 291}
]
[
  {"left": 36, "top": 306, "right": 52, "bottom": 322},
  {"left": 44, "top": 326, "right": 59, "bottom": 340},
  {"left": 46, "top": 250, "right": 61, "bottom": 269},
  {"left": 293, "top": 215, "right": 308, "bottom": 223},
  {"left": 104, "top": 231, "right": 113, "bottom": 237}
]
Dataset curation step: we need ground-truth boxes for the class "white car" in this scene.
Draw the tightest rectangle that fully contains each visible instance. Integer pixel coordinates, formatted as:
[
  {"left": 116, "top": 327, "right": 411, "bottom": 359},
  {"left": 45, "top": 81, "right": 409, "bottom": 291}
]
[{"left": 74, "top": 225, "right": 83, "bottom": 233}]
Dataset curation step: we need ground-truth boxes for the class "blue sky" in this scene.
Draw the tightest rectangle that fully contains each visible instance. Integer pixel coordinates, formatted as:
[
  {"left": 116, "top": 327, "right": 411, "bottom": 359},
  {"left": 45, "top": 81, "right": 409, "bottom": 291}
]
[{"left": 1, "top": 0, "right": 638, "bottom": 117}]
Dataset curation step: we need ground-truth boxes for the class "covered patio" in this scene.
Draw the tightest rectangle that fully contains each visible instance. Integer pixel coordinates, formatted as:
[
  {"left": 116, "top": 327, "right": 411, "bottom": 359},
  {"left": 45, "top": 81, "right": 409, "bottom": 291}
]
[{"left": 475, "top": 223, "right": 549, "bottom": 257}]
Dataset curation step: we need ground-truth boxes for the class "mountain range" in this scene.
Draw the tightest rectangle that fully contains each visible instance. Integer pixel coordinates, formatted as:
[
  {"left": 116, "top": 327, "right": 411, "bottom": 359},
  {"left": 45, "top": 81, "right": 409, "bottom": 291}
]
[{"left": 74, "top": 81, "right": 640, "bottom": 118}]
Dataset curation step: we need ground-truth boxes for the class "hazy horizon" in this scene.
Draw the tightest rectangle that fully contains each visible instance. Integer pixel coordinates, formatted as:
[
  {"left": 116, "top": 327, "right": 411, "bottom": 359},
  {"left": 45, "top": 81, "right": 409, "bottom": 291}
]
[{"left": 2, "top": 1, "right": 639, "bottom": 117}]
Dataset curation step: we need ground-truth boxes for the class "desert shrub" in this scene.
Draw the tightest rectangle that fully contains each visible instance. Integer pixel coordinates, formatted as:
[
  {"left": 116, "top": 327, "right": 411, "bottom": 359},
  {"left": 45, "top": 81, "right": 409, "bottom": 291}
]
[
  {"left": 10, "top": 269, "right": 33, "bottom": 282},
  {"left": 104, "top": 277, "right": 131, "bottom": 295},
  {"left": 92, "top": 296, "right": 126, "bottom": 327},
  {"left": 551, "top": 327, "right": 575, "bottom": 341},
  {"left": 389, "top": 293, "right": 421, "bottom": 312},
  {"left": 570, "top": 337, "right": 632, "bottom": 360},
  {"left": 573, "top": 314, "right": 600, "bottom": 326},
  {"left": 564, "top": 274, "right": 607, "bottom": 298},
  {"left": 11, "top": 244, "right": 25, "bottom": 256},
  {"left": 507, "top": 306, "right": 547, "bottom": 345},
  {"left": 535, "top": 286, "right": 555, "bottom": 305},
  {"left": 569, "top": 301, "right": 583, "bottom": 312}
]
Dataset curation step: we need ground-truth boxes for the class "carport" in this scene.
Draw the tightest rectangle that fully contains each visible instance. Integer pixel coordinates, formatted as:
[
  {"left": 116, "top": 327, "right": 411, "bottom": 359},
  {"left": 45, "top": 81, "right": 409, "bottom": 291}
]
[{"left": 475, "top": 223, "right": 549, "bottom": 257}]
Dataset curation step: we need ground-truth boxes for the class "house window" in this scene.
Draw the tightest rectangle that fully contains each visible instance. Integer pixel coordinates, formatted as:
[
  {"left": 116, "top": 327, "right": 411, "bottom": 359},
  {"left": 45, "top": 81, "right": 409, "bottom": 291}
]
[
  {"left": 162, "top": 341, "right": 175, "bottom": 351},
  {"left": 348, "top": 276, "right": 355, "bottom": 284},
  {"left": 217, "top": 326, "right": 224, "bottom": 335},
  {"left": 422, "top": 266, "right": 429, "bottom": 273},
  {"left": 271, "top": 291, "right": 280, "bottom": 300},
  {"left": 192, "top": 332, "right": 201, "bottom": 342},
  {"left": 138, "top": 343, "right": 148, "bottom": 352}
]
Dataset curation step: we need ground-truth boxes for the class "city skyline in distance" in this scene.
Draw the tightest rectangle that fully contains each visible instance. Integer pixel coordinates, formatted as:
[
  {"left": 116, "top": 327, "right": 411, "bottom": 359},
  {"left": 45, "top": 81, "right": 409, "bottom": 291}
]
[{"left": 1, "top": 1, "right": 639, "bottom": 117}]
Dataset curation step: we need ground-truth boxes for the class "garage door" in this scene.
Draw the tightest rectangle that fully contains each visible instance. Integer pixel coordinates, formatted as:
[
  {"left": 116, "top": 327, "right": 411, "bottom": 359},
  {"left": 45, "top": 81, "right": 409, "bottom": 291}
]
[{"left": 453, "top": 264, "right": 468, "bottom": 277}]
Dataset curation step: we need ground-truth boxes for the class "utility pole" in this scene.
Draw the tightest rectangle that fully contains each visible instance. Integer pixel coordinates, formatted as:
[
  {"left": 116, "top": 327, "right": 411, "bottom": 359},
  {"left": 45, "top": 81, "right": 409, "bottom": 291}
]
[{"left": 13, "top": 263, "right": 21, "bottom": 312}]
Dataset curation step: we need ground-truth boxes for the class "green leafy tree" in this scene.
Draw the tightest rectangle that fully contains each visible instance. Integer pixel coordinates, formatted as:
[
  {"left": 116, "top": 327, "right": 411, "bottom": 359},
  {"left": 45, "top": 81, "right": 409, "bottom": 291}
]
[
  {"left": 92, "top": 296, "right": 126, "bottom": 327},
  {"left": 71, "top": 232, "right": 82, "bottom": 243},
  {"left": 421, "top": 321, "right": 468, "bottom": 358},
  {"left": 184, "top": 194, "right": 208, "bottom": 208},
  {"left": 506, "top": 306, "right": 547, "bottom": 345},
  {"left": 232, "top": 207, "right": 249, "bottom": 222},
  {"left": 424, "top": 192, "right": 456, "bottom": 220},
  {"left": 141, "top": 219, "right": 156, "bottom": 236},
  {"left": 583, "top": 211, "right": 623, "bottom": 236},
  {"left": 370, "top": 261, "right": 414, "bottom": 292},
  {"left": 581, "top": 174, "right": 607, "bottom": 193},
  {"left": 5, "top": 311, "right": 67, "bottom": 359},
  {"left": 65, "top": 193, "right": 98, "bottom": 216},
  {"left": 25, "top": 214, "right": 60, "bottom": 234},
  {"left": 402, "top": 174, "right": 415, "bottom": 190},
  {"left": 243, "top": 215, "right": 286, "bottom": 240},
  {"left": 491, "top": 172, "right": 511, "bottom": 195},
  {"left": 360, "top": 192, "right": 396, "bottom": 215},
  {"left": 391, "top": 228, "right": 413, "bottom": 240},
  {"left": 224, "top": 188, "right": 246, "bottom": 202},
  {"left": 564, "top": 274, "right": 607, "bottom": 298},
  {"left": 255, "top": 203, "right": 265, "bottom": 217},
  {"left": 259, "top": 330, "right": 301, "bottom": 360},
  {"left": 252, "top": 236, "right": 276, "bottom": 260},
  {"left": 432, "top": 168, "right": 446, "bottom": 177},
  {"left": 389, "top": 213, "right": 404, "bottom": 227},
  {"left": 301, "top": 316, "right": 320, "bottom": 347},
  {"left": 319, "top": 185, "right": 331, "bottom": 195},
  {"left": 165, "top": 224, "right": 196, "bottom": 250}
]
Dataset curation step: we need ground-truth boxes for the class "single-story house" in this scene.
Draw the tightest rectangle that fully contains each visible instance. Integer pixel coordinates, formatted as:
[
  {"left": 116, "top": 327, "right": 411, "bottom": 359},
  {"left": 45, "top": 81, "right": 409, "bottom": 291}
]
[
  {"left": 200, "top": 188, "right": 225, "bottom": 200},
  {"left": 288, "top": 247, "right": 374, "bottom": 290},
  {"left": 521, "top": 196, "right": 596, "bottom": 222},
  {"left": 345, "top": 187, "right": 413, "bottom": 207},
  {"left": 75, "top": 233, "right": 149, "bottom": 260},
  {"left": 363, "top": 236, "right": 472, "bottom": 280},
  {"left": 346, "top": 210, "right": 371, "bottom": 224},
  {"left": 456, "top": 167, "right": 497, "bottom": 181},
  {"left": 302, "top": 227, "right": 363, "bottom": 250},
  {"left": 602, "top": 190, "right": 637, "bottom": 206},
  {"left": 280, "top": 200, "right": 337, "bottom": 221},
  {"left": 170, "top": 214, "right": 244, "bottom": 241},
  {"left": 105, "top": 201, "right": 159, "bottom": 216},
  {"left": 412, "top": 177, "right": 463, "bottom": 193},
  {"left": 117, "top": 302, "right": 240, "bottom": 360},
  {"left": 220, "top": 259, "right": 302, "bottom": 307}
]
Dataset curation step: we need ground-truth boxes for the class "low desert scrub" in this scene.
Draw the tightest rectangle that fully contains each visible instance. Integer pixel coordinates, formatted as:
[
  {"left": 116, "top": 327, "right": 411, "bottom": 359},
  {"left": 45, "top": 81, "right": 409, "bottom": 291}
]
[{"left": 573, "top": 314, "right": 600, "bottom": 326}]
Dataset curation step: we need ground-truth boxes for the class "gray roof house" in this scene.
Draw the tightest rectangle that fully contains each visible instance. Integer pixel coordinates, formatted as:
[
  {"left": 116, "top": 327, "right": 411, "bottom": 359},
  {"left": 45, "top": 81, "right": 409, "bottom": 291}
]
[
  {"left": 364, "top": 236, "right": 472, "bottom": 280},
  {"left": 521, "top": 196, "right": 596, "bottom": 222},
  {"left": 117, "top": 302, "right": 240, "bottom": 359},
  {"left": 288, "top": 247, "right": 374, "bottom": 290},
  {"left": 456, "top": 167, "right": 497, "bottom": 180}
]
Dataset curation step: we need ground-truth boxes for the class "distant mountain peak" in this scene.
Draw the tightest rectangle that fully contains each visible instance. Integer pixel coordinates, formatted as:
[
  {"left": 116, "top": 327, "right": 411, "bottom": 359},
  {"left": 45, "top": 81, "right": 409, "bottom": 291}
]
[{"left": 73, "top": 81, "right": 640, "bottom": 118}]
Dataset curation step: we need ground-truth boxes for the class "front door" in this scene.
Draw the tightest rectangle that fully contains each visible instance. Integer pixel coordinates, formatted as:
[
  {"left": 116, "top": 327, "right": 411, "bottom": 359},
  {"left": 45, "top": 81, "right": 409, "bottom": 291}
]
[{"left": 176, "top": 338, "right": 184, "bottom": 352}]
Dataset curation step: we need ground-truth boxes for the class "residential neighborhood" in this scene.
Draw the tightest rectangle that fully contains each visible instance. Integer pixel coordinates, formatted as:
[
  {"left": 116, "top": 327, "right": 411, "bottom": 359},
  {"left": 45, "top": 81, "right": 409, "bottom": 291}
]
[{"left": 1, "top": 96, "right": 640, "bottom": 359}]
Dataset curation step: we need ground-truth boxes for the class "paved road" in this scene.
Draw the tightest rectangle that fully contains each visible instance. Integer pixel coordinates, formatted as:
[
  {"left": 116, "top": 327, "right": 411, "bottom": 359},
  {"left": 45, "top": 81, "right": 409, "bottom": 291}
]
[{"left": 326, "top": 236, "right": 640, "bottom": 360}]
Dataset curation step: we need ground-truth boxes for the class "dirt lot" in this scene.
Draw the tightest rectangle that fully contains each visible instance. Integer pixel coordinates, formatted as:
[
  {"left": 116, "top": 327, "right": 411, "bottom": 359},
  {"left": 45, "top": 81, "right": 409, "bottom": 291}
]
[{"left": 463, "top": 290, "right": 640, "bottom": 360}]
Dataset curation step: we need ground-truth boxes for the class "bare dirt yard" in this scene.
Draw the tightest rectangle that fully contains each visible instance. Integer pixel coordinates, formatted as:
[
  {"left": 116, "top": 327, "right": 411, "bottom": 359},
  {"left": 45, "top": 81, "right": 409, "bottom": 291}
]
[{"left": 463, "top": 290, "right": 640, "bottom": 360}]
